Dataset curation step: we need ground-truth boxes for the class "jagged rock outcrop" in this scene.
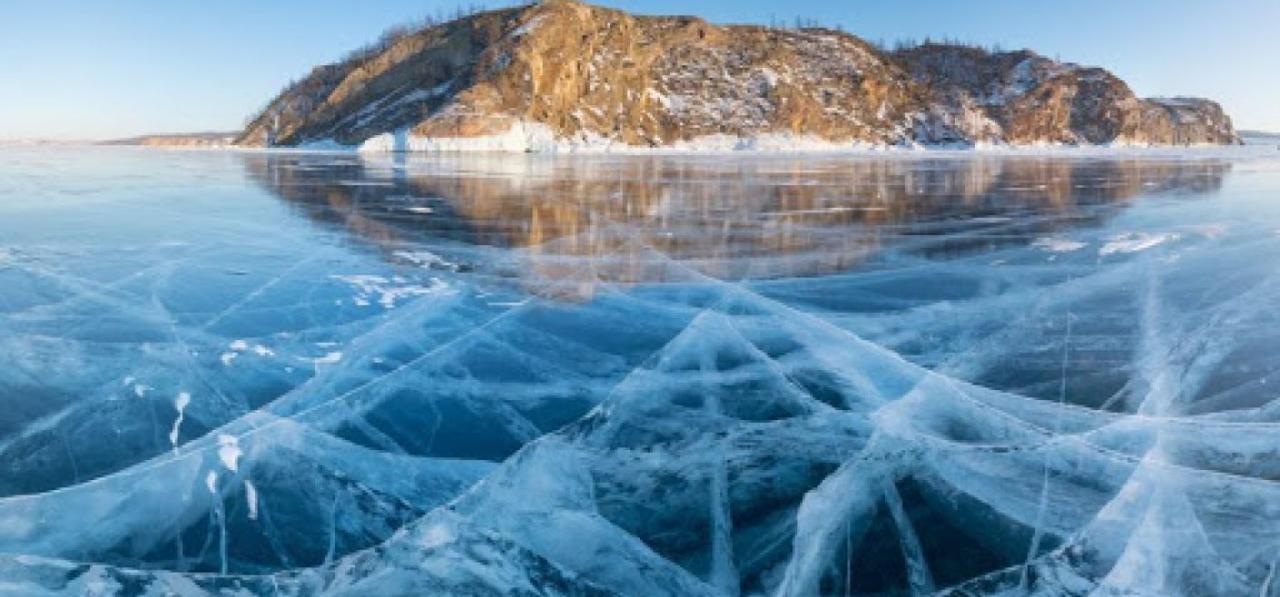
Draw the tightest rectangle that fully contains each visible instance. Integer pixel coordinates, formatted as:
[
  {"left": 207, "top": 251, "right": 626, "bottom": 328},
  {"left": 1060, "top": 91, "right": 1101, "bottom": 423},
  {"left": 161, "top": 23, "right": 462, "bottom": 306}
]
[
  {"left": 237, "top": 0, "right": 1239, "bottom": 151},
  {"left": 896, "top": 44, "right": 1239, "bottom": 145}
]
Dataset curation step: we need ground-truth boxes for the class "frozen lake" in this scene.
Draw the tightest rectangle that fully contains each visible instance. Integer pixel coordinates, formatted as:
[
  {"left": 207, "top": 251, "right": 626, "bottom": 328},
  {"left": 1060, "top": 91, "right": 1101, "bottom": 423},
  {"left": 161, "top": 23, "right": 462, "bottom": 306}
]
[{"left": 2, "top": 146, "right": 1280, "bottom": 595}]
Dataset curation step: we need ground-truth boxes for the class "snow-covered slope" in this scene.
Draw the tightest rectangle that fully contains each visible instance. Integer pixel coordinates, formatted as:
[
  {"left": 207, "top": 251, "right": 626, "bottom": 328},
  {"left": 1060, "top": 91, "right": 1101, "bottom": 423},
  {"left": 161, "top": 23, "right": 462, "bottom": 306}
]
[{"left": 236, "top": 0, "right": 1239, "bottom": 152}]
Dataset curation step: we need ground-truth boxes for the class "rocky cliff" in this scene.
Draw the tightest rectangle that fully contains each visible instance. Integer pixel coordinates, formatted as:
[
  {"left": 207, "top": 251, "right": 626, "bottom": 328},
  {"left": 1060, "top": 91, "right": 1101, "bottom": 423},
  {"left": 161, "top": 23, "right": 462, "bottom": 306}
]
[
  {"left": 897, "top": 44, "right": 1239, "bottom": 145},
  {"left": 237, "top": 0, "right": 1239, "bottom": 151}
]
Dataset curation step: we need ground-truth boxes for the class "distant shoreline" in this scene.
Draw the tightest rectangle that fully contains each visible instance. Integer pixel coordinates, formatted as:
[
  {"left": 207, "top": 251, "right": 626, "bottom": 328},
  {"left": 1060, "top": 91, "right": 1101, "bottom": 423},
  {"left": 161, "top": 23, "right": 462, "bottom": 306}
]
[
  {"left": 41, "top": 139, "right": 1276, "bottom": 158},
  {"left": 8, "top": 131, "right": 1273, "bottom": 155}
]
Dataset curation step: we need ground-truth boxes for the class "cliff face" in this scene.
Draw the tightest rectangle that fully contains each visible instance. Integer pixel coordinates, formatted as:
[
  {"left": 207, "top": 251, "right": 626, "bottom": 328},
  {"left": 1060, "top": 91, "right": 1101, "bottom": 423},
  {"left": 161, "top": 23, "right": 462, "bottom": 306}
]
[
  {"left": 896, "top": 45, "right": 1240, "bottom": 145},
  {"left": 237, "top": 0, "right": 1239, "bottom": 150}
]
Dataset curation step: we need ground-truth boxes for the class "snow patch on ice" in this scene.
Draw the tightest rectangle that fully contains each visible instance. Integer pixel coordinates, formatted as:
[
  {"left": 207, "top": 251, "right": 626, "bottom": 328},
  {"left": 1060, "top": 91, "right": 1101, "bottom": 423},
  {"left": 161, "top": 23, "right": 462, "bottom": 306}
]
[
  {"left": 1099, "top": 232, "right": 1179, "bottom": 256},
  {"left": 122, "top": 377, "right": 151, "bottom": 398},
  {"left": 168, "top": 392, "right": 191, "bottom": 452},
  {"left": 1033, "top": 237, "right": 1088, "bottom": 253},
  {"left": 221, "top": 339, "right": 274, "bottom": 366},
  {"left": 216, "top": 434, "right": 242, "bottom": 472},
  {"left": 244, "top": 480, "right": 259, "bottom": 520},
  {"left": 393, "top": 250, "right": 459, "bottom": 271},
  {"left": 331, "top": 274, "right": 453, "bottom": 309}
]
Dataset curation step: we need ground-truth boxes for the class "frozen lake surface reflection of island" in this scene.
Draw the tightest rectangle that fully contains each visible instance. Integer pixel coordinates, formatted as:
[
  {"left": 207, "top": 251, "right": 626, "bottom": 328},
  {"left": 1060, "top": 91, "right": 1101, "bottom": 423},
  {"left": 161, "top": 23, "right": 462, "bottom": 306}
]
[{"left": 3, "top": 146, "right": 1280, "bottom": 595}]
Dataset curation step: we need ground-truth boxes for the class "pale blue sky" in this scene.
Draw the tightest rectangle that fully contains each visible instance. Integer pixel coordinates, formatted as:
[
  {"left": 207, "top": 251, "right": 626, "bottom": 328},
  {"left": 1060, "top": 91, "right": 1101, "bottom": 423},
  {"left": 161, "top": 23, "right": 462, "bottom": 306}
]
[{"left": 2, "top": 0, "right": 1276, "bottom": 140}]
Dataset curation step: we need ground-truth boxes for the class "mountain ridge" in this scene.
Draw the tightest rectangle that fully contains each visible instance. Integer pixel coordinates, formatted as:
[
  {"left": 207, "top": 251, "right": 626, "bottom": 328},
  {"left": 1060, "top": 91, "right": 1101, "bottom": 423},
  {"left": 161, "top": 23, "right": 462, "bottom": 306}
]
[
  {"left": 100, "top": 131, "right": 238, "bottom": 147},
  {"left": 236, "top": 0, "right": 1240, "bottom": 152}
]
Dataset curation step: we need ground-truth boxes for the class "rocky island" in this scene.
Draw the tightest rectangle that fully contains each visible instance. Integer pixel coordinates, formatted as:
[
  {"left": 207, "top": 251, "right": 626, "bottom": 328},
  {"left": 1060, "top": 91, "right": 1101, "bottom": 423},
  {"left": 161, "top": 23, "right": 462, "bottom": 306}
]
[{"left": 236, "top": 0, "right": 1240, "bottom": 151}]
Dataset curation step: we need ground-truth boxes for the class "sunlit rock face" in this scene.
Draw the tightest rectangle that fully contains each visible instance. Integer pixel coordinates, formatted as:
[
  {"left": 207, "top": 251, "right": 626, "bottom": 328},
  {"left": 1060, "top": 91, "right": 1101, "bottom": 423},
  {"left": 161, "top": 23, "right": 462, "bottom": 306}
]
[
  {"left": 897, "top": 45, "right": 1242, "bottom": 146},
  {"left": 2, "top": 146, "right": 1280, "bottom": 595},
  {"left": 236, "top": 0, "right": 1239, "bottom": 150}
]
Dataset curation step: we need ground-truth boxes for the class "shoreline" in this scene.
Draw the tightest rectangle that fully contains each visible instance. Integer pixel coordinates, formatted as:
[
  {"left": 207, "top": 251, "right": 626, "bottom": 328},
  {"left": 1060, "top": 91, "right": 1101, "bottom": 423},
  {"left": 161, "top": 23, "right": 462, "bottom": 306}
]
[
  {"left": 10, "top": 133, "right": 1274, "bottom": 158},
  {"left": 54, "top": 140, "right": 1272, "bottom": 158}
]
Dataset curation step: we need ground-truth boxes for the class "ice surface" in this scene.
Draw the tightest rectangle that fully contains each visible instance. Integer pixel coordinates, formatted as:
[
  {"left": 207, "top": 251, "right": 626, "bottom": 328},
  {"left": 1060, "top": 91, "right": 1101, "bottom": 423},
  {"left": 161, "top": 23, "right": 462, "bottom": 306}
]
[{"left": 2, "top": 145, "right": 1280, "bottom": 595}]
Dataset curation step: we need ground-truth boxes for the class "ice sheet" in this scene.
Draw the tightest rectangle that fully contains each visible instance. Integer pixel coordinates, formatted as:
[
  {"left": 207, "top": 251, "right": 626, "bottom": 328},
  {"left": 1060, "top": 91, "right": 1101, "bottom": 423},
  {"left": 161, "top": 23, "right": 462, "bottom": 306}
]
[{"left": 2, "top": 146, "right": 1280, "bottom": 595}]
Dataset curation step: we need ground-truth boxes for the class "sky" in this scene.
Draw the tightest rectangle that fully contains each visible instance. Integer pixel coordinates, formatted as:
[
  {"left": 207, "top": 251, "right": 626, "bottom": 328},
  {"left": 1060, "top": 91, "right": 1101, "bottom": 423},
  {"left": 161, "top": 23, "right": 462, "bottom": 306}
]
[{"left": 1, "top": 0, "right": 1277, "bottom": 140}]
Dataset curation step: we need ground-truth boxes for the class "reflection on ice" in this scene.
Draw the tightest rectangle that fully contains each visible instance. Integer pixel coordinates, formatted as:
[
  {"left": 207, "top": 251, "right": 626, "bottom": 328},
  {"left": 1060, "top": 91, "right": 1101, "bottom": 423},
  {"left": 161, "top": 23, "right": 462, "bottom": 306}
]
[
  {"left": 2, "top": 147, "right": 1280, "bottom": 595},
  {"left": 244, "top": 153, "right": 1231, "bottom": 300}
]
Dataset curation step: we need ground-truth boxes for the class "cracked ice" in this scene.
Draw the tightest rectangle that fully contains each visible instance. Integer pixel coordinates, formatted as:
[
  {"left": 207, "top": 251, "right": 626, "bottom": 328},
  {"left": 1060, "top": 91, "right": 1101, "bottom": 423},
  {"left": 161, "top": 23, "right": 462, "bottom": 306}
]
[{"left": 2, "top": 146, "right": 1280, "bottom": 595}]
